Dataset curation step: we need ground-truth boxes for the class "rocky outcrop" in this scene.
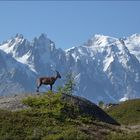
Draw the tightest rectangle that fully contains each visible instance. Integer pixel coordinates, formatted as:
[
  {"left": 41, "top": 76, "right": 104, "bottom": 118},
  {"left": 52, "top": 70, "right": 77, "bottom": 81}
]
[{"left": 61, "top": 93, "right": 120, "bottom": 125}]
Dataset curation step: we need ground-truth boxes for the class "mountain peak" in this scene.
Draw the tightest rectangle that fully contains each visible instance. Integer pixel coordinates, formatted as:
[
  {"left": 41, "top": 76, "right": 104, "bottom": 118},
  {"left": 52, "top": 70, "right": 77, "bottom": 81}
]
[
  {"left": 38, "top": 33, "right": 48, "bottom": 40},
  {"left": 93, "top": 34, "right": 117, "bottom": 40},
  {"left": 128, "top": 33, "right": 140, "bottom": 43},
  {"left": 15, "top": 33, "right": 24, "bottom": 39},
  {"left": 85, "top": 34, "right": 117, "bottom": 47},
  {"left": 130, "top": 33, "right": 140, "bottom": 38}
]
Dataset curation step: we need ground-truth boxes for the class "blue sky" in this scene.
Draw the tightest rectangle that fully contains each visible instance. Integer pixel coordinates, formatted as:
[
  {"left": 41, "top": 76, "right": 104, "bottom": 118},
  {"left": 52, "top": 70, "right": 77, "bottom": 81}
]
[{"left": 0, "top": 1, "right": 140, "bottom": 49}]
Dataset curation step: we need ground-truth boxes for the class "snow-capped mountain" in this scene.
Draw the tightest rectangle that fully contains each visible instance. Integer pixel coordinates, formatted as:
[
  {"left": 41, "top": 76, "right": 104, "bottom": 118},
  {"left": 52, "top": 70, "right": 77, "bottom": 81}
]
[
  {"left": 124, "top": 34, "right": 140, "bottom": 62},
  {"left": 0, "top": 49, "right": 36, "bottom": 95},
  {"left": 0, "top": 33, "right": 140, "bottom": 103}
]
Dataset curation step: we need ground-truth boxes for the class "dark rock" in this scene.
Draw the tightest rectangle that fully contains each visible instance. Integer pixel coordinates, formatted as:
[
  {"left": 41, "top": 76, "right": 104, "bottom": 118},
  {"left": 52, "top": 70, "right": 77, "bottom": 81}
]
[{"left": 61, "top": 93, "right": 120, "bottom": 125}]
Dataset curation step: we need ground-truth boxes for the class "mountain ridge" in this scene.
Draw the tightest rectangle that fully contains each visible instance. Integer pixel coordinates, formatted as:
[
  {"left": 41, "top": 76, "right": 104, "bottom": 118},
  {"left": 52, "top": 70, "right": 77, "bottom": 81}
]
[{"left": 0, "top": 33, "right": 140, "bottom": 103}]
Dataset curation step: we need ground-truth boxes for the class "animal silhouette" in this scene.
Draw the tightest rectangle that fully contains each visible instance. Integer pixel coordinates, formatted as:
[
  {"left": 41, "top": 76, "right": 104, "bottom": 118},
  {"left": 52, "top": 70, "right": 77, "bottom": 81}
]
[{"left": 36, "top": 71, "right": 61, "bottom": 92}]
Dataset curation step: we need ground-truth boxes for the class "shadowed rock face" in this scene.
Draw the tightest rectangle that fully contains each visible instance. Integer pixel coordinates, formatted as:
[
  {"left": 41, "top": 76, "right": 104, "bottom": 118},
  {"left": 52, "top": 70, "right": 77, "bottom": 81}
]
[{"left": 61, "top": 93, "right": 120, "bottom": 125}]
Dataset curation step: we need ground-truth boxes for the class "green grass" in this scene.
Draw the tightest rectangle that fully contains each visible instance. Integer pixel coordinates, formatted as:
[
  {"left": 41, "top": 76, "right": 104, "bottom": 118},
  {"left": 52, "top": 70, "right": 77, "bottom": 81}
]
[
  {"left": 107, "top": 131, "right": 140, "bottom": 140},
  {"left": 106, "top": 99, "right": 140, "bottom": 125},
  {"left": 0, "top": 92, "right": 94, "bottom": 140},
  {"left": 0, "top": 92, "right": 139, "bottom": 140}
]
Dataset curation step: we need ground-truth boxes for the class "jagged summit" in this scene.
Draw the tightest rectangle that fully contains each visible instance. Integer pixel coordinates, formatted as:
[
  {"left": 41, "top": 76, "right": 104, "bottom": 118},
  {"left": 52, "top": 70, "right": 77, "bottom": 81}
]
[
  {"left": 38, "top": 33, "right": 48, "bottom": 40},
  {"left": 15, "top": 33, "right": 24, "bottom": 39}
]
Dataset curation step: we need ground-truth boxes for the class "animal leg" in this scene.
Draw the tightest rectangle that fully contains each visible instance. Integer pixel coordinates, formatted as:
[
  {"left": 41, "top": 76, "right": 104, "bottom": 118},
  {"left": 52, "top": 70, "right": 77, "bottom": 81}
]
[
  {"left": 50, "top": 85, "right": 52, "bottom": 91},
  {"left": 36, "top": 83, "right": 42, "bottom": 92}
]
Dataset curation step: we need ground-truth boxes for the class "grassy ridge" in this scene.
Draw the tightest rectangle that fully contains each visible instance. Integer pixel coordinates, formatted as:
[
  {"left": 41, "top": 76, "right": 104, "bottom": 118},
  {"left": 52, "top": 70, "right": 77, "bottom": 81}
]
[
  {"left": 107, "top": 99, "right": 140, "bottom": 125},
  {"left": 0, "top": 92, "right": 99, "bottom": 139},
  {"left": 0, "top": 92, "right": 139, "bottom": 140}
]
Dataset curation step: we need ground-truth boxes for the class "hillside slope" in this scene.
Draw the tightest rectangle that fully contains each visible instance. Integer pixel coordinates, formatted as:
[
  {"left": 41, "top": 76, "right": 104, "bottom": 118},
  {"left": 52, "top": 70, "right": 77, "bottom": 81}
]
[
  {"left": 61, "top": 93, "right": 119, "bottom": 125},
  {"left": 0, "top": 92, "right": 119, "bottom": 125},
  {"left": 0, "top": 92, "right": 139, "bottom": 140},
  {"left": 107, "top": 98, "right": 140, "bottom": 125}
]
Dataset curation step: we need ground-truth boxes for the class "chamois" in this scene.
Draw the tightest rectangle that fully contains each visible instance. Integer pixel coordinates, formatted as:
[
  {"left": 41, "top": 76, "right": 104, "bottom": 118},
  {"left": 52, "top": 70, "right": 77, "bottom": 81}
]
[{"left": 36, "top": 71, "right": 61, "bottom": 92}]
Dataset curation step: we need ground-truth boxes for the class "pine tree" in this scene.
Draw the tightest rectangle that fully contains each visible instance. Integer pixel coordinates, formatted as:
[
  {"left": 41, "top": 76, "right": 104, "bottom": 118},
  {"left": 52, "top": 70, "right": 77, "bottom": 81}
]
[
  {"left": 98, "top": 101, "right": 104, "bottom": 108},
  {"left": 58, "top": 73, "right": 76, "bottom": 95}
]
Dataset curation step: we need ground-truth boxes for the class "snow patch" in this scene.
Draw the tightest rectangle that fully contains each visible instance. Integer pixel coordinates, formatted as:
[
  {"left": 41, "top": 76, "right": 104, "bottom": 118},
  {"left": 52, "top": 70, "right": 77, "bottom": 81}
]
[
  {"left": 119, "top": 96, "right": 129, "bottom": 102},
  {"left": 103, "top": 56, "right": 114, "bottom": 71}
]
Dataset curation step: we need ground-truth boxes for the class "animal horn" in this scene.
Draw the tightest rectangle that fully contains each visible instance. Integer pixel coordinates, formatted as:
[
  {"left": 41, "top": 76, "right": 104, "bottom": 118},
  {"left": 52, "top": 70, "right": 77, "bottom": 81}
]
[{"left": 55, "top": 70, "right": 59, "bottom": 73}]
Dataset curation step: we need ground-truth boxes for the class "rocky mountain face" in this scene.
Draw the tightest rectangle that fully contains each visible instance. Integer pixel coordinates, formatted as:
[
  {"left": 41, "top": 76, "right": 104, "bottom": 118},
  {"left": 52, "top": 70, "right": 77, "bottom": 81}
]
[{"left": 0, "top": 33, "right": 140, "bottom": 103}]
